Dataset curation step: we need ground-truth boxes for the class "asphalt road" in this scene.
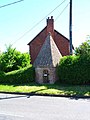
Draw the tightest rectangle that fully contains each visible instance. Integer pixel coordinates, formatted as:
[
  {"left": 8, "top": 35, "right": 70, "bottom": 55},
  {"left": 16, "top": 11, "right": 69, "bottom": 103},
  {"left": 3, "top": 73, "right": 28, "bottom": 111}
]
[{"left": 0, "top": 93, "right": 90, "bottom": 120}]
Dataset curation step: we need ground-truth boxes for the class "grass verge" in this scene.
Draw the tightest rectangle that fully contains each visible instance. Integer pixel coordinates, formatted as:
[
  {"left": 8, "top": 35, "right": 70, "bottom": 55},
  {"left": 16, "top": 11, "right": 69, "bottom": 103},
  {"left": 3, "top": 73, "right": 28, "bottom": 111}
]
[{"left": 0, "top": 83, "right": 90, "bottom": 97}]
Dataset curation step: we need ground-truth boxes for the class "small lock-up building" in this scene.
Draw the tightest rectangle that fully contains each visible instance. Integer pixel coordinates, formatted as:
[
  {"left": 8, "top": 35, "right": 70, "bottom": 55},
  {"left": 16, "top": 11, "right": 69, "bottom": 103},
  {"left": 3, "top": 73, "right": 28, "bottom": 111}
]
[{"left": 28, "top": 16, "right": 70, "bottom": 84}]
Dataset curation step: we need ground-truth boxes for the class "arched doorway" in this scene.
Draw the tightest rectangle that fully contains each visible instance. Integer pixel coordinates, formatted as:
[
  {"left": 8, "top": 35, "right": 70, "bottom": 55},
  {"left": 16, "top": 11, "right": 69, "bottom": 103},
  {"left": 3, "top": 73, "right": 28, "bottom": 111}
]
[{"left": 43, "top": 70, "right": 49, "bottom": 83}]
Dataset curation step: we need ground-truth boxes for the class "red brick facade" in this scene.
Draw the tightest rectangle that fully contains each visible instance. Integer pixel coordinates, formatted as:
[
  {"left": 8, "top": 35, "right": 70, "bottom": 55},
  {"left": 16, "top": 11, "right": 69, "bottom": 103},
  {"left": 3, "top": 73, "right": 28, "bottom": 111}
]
[{"left": 28, "top": 16, "right": 70, "bottom": 64}]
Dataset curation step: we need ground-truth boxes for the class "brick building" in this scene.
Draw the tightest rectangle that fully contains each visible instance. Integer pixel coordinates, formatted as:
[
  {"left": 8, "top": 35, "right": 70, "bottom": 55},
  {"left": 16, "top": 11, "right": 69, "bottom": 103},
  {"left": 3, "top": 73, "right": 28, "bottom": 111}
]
[{"left": 28, "top": 16, "right": 70, "bottom": 84}]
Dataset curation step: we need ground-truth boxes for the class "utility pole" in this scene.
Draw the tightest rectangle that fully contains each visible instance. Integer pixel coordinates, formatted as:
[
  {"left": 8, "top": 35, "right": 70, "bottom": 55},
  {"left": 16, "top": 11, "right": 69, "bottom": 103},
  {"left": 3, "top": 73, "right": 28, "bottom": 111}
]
[{"left": 69, "top": 0, "right": 72, "bottom": 55}]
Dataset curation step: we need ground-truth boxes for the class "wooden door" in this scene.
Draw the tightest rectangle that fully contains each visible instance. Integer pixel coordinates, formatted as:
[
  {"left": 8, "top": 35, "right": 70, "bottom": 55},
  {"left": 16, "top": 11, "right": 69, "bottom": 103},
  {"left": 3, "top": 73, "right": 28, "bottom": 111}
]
[{"left": 43, "top": 70, "right": 49, "bottom": 83}]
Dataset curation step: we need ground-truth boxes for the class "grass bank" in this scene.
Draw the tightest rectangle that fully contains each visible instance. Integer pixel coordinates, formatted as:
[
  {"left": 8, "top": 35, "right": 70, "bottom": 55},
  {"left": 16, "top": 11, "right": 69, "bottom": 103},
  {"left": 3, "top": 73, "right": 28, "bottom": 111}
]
[{"left": 0, "top": 83, "right": 90, "bottom": 97}]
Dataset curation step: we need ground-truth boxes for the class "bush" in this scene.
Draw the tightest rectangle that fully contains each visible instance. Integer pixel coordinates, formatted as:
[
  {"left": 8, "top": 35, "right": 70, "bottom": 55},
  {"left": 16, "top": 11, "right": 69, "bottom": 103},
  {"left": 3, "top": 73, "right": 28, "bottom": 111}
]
[
  {"left": 0, "top": 45, "right": 31, "bottom": 72},
  {"left": 0, "top": 71, "right": 5, "bottom": 83},
  {"left": 57, "top": 55, "right": 90, "bottom": 85},
  {"left": 0, "top": 66, "right": 35, "bottom": 85}
]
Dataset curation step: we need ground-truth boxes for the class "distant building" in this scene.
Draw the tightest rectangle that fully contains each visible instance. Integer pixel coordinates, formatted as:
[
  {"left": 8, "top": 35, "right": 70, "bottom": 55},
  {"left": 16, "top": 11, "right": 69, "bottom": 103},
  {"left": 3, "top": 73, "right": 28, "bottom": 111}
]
[{"left": 28, "top": 16, "right": 70, "bottom": 84}]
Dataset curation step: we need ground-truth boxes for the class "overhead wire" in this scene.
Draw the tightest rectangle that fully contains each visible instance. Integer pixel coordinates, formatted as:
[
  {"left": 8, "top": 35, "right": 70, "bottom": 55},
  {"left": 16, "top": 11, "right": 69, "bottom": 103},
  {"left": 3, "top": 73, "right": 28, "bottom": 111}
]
[
  {"left": 11, "top": 0, "right": 67, "bottom": 45},
  {"left": 55, "top": 2, "right": 70, "bottom": 22},
  {"left": 0, "top": 0, "right": 24, "bottom": 8}
]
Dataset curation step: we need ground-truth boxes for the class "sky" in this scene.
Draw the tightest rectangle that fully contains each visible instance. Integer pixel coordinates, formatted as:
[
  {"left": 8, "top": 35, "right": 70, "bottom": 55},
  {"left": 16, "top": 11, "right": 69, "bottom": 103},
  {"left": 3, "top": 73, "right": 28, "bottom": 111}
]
[{"left": 0, "top": 0, "right": 90, "bottom": 53}]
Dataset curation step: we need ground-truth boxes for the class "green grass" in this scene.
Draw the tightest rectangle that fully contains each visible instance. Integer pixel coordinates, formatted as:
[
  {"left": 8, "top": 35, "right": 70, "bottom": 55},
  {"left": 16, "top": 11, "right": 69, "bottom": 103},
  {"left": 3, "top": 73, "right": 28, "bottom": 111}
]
[{"left": 0, "top": 83, "right": 90, "bottom": 96}]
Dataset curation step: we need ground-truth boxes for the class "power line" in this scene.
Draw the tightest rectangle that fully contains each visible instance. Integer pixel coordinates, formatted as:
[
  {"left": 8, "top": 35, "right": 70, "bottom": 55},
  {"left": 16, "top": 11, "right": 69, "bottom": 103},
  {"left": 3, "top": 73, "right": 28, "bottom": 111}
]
[
  {"left": 0, "top": 0, "right": 24, "bottom": 9},
  {"left": 55, "top": 3, "right": 69, "bottom": 22},
  {"left": 11, "top": 0, "right": 67, "bottom": 45}
]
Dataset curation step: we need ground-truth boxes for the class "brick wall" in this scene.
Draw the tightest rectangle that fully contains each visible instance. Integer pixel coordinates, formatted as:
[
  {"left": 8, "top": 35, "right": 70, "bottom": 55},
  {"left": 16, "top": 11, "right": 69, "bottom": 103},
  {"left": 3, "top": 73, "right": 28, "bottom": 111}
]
[
  {"left": 54, "top": 30, "right": 70, "bottom": 56},
  {"left": 29, "top": 28, "right": 47, "bottom": 64}
]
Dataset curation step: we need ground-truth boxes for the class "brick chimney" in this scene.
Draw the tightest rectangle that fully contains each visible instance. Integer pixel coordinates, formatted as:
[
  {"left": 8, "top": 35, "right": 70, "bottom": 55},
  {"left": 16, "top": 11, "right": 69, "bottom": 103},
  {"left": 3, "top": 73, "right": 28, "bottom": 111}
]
[{"left": 46, "top": 16, "right": 54, "bottom": 38}]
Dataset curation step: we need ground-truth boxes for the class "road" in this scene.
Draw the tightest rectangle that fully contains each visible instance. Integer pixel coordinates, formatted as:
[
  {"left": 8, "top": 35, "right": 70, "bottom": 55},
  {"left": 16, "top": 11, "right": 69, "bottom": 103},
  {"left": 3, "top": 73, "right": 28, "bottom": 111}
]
[{"left": 0, "top": 93, "right": 90, "bottom": 120}]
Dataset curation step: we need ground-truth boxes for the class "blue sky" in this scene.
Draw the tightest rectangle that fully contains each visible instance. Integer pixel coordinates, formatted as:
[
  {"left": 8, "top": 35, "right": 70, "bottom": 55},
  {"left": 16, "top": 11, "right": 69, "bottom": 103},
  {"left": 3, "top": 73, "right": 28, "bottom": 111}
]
[{"left": 0, "top": 0, "right": 90, "bottom": 52}]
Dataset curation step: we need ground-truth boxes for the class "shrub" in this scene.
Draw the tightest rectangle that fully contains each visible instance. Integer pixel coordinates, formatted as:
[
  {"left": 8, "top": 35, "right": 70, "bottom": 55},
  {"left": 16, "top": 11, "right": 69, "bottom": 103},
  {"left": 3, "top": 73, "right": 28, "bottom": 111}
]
[
  {"left": 0, "top": 45, "right": 31, "bottom": 72},
  {"left": 0, "top": 66, "right": 35, "bottom": 85},
  {"left": 57, "top": 55, "right": 90, "bottom": 85},
  {"left": 0, "top": 71, "right": 5, "bottom": 83}
]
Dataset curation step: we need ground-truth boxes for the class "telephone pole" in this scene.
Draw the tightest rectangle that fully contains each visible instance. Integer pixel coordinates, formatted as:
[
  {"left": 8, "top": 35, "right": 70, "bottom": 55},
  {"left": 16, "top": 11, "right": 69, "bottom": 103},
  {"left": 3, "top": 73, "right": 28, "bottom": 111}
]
[{"left": 69, "top": 0, "right": 72, "bottom": 55}]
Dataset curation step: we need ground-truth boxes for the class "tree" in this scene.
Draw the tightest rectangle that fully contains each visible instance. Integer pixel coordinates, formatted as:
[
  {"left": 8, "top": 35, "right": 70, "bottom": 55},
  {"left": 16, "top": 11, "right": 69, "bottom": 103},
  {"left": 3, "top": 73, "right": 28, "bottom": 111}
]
[
  {"left": 0, "top": 45, "right": 30, "bottom": 72},
  {"left": 75, "top": 40, "right": 90, "bottom": 57}
]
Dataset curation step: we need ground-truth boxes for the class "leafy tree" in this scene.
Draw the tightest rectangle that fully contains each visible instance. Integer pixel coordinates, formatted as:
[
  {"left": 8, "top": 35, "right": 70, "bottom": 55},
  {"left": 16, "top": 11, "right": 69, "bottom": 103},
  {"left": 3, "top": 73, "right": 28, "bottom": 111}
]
[
  {"left": 75, "top": 40, "right": 90, "bottom": 57},
  {"left": 0, "top": 45, "right": 30, "bottom": 72}
]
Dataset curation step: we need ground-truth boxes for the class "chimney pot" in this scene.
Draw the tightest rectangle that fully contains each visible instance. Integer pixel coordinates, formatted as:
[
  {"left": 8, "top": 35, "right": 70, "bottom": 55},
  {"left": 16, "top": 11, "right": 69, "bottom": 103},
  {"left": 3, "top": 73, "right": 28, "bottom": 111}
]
[{"left": 51, "top": 16, "right": 53, "bottom": 19}]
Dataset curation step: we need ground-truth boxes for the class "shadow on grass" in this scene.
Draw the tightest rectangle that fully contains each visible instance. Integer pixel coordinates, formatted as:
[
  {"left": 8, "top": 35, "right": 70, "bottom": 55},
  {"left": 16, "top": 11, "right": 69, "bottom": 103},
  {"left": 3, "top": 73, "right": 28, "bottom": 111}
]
[
  {"left": 46, "top": 83, "right": 90, "bottom": 96},
  {"left": 0, "top": 82, "right": 38, "bottom": 87},
  {"left": 34, "top": 82, "right": 90, "bottom": 99},
  {"left": 0, "top": 82, "right": 90, "bottom": 100}
]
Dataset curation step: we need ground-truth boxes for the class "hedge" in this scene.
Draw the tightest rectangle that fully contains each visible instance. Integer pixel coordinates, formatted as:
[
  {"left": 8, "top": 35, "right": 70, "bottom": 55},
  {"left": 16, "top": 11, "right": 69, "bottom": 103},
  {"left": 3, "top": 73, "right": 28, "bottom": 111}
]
[
  {"left": 57, "top": 55, "right": 90, "bottom": 85},
  {"left": 0, "top": 66, "right": 35, "bottom": 85}
]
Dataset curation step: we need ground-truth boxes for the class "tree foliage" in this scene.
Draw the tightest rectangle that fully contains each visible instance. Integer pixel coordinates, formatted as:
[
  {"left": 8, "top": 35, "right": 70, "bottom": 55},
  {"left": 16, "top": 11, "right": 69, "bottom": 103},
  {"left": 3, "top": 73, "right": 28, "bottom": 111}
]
[
  {"left": 0, "top": 45, "right": 30, "bottom": 72},
  {"left": 75, "top": 40, "right": 90, "bottom": 57}
]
